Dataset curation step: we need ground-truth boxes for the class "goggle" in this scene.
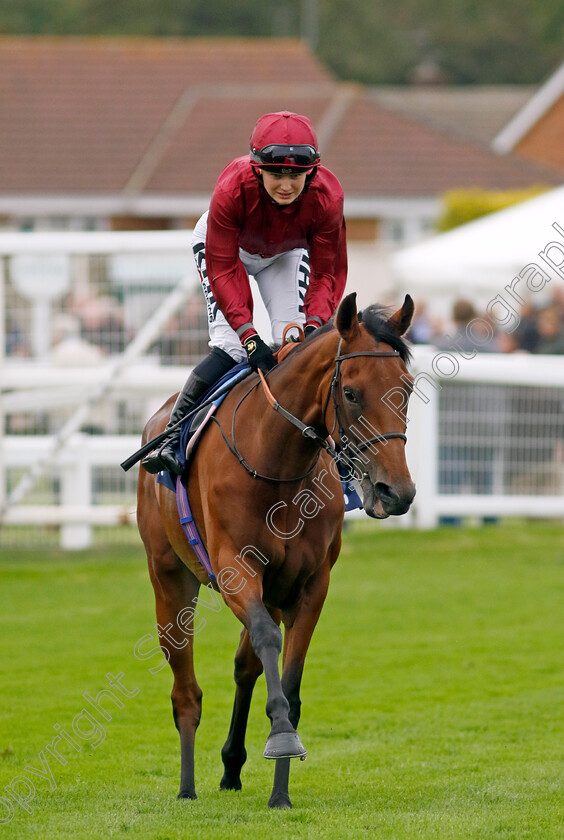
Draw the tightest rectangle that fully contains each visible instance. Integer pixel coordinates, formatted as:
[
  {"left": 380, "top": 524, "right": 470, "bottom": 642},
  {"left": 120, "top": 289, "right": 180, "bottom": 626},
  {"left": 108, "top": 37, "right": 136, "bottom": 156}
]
[{"left": 250, "top": 144, "right": 320, "bottom": 168}]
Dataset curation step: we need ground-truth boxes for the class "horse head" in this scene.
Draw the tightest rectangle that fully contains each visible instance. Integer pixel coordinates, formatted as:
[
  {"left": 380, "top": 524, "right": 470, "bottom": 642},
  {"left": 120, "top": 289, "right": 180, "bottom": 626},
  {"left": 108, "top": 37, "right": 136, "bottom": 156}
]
[{"left": 331, "top": 292, "right": 416, "bottom": 518}]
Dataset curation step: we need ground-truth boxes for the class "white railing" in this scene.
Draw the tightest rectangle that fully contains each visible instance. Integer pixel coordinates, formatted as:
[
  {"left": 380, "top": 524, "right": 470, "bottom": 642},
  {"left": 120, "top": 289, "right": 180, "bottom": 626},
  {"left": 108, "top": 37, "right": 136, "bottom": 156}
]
[
  {"left": 2, "top": 231, "right": 563, "bottom": 547},
  {"left": 1, "top": 349, "right": 563, "bottom": 547},
  {"left": 406, "top": 348, "right": 564, "bottom": 528},
  {"left": 2, "top": 434, "right": 139, "bottom": 548},
  {"left": 0, "top": 230, "right": 201, "bottom": 535},
  {"left": 0, "top": 361, "right": 186, "bottom": 548}
]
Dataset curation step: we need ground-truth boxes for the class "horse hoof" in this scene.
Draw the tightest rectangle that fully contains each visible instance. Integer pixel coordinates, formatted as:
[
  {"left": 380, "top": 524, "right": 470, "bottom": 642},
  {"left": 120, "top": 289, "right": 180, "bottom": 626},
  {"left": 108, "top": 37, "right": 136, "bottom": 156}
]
[
  {"left": 263, "top": 731, "right": 306, "bottom": 760},
  {"left": 268, "top": 793, "right": 292, "bottom": 809},
  {"left": 177, "top": 790, "right": 197, "bottom": 800},
  {"left": 220, "top": 775, "right": 242, "bottom": 791}
]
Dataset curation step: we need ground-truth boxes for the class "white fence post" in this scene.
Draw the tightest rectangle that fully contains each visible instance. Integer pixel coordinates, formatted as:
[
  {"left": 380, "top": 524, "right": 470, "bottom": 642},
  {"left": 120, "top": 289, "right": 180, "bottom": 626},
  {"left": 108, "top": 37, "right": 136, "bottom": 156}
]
[
  {"left": 60, "top": 434, "right": 92, "bottom": 549},
  {"left": 407, "top": 353, "right": 440, "bottom": 529}
]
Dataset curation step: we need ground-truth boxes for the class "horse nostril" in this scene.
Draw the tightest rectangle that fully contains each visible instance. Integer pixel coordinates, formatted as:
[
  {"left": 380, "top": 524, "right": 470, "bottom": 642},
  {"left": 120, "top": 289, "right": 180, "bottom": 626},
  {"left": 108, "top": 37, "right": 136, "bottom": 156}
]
[
  {"left": 375, "top": 482, "right": 399, "bottom": 507},
  {"left": 375, "top": 481, "right": 415, "bottom": 513}
]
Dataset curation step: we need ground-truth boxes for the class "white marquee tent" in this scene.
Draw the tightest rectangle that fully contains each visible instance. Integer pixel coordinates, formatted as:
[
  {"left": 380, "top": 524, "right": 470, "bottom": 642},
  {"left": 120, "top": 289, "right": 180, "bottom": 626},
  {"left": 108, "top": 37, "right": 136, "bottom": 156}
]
[{"left": 392, "top": 186, "right": 564, "bottom": 315}]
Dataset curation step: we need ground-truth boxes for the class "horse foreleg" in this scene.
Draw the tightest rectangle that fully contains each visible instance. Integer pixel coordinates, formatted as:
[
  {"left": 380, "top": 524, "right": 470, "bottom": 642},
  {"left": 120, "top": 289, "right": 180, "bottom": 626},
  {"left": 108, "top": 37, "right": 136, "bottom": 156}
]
[
  {"left": 247, "top": 600, "right": 306, "bottom": 760},
  {"left": 268, "top": 564, "right": 332, "bottom": 809},
  {"left": 220, "top": 627, "right": 263, "bottom": 790},
  {"left": 220, "top": 607, "right": 281, "bottom": 790},
  {"left": 147, "top": 548, "right": 202, "bottom": 800},
  {"left": 219, "top": 570, "right": 305, "bottom": 764}
]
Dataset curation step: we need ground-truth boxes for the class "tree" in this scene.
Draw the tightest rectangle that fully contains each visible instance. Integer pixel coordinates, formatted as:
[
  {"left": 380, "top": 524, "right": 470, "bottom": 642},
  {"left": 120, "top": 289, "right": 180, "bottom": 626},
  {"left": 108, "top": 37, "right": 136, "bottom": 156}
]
[{"left": 1, "top": 0, "right": 562, "bottom": 85}]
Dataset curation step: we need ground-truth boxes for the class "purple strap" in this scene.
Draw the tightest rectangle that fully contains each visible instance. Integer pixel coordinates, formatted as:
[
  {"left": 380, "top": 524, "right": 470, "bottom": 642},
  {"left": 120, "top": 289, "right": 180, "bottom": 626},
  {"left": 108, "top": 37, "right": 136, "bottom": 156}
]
[{"left": 175, "top": 475, "right": 216, "bottom": 580}]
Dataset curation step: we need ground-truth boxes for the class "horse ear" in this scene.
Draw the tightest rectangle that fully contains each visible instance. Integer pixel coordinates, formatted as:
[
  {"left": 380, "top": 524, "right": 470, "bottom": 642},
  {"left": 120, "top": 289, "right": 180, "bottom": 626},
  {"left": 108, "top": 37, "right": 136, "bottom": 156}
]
[
  {"left": 335, "top": 293, "right": 361, "bottom": 341},
  {"left": 388, "top": 294, "right": 414, "bottom": 336}
]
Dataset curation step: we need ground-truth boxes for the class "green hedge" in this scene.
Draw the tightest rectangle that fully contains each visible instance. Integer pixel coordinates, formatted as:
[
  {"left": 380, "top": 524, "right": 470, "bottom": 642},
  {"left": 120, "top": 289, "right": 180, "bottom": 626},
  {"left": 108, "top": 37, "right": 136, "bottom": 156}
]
[{"left": 436, "top": 186, "right": 548, "bottom": 232}]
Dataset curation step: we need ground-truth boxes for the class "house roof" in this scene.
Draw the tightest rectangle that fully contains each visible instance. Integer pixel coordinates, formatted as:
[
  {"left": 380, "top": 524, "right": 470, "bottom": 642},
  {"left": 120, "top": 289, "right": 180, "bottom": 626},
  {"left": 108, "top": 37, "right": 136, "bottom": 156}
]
[
  {"left": 0, "top": 36, "right": 333, "bottom": 194},
  {"left": 370, "top": 86, "right": 536, "bottom": 146},
  {"left": 0, "top": 37, "right": 559, "bottom": 205},
  {"left": 323, "top": 90, "right": 559, "bottom": 197},
  {"left": 492, "top": 62, "right": 564, "bottom": 153}
]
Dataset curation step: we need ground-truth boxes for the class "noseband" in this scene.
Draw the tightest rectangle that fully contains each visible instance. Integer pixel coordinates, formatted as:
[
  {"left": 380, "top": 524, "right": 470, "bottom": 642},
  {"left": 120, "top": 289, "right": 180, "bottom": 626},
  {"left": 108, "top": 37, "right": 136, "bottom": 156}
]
[{"left": 215, "top": 338, "right": 408, "bottom": 483}]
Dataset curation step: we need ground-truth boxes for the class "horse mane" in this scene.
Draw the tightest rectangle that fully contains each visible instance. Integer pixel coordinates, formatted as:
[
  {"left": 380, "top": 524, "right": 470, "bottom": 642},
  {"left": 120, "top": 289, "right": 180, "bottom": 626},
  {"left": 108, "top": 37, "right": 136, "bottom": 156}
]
[{"left": 283, "top": 304, "right": 412, "bottom": 364}]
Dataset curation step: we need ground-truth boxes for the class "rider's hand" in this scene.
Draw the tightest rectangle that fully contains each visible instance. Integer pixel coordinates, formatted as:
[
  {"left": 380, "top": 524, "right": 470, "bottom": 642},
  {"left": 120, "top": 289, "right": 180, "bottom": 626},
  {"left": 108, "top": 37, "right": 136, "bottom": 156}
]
[
  {"left": 242, "top": 334, "right": 277, "bottom": 373},
  {"left": 304, "top": 321, "right": 320, "bottom": 338}
]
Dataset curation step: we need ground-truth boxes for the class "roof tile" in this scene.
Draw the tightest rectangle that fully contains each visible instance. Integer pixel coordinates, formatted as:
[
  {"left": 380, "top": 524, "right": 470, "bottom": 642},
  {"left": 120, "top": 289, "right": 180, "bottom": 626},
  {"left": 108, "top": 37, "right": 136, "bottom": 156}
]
[{"left": 0, "top": 37, "right": 558, "bottom": 199}]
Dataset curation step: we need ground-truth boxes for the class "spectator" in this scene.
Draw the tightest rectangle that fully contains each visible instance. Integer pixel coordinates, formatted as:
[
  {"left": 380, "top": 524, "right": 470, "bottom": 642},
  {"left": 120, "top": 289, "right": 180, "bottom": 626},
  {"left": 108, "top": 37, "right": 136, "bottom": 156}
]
[
  {"left": 5, "top": 318, "right": 31, "bottom": 358},
  {"left": 533, "top": 304, "right": 564, "bottom": 355},
  {"left": 49, "top": 313, "right": 105, "bottom": 366},
  {"left": 433, "top": 298, "right": 497, "bottom": 354},
  {"left": 406, "top": 299, "right": 436, "bottom": 344},
  {"left": 515, "top": 302, "right": 540, "bottom": 353},
  {"left": 497, "top": 330, "right": 524, "bottom": 354},
  {"left": 48, "top": 314, "right": 111, "bottom": 434},
  {"left": 71, "top": 293, "right": 127, "bottom": 354}
]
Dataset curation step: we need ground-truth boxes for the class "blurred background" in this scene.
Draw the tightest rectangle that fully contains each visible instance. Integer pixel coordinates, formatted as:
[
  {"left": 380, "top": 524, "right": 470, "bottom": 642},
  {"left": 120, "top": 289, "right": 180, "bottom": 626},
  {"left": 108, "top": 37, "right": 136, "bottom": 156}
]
[{"left": 1, "top": 0, "right": 563, "bottom": 547}]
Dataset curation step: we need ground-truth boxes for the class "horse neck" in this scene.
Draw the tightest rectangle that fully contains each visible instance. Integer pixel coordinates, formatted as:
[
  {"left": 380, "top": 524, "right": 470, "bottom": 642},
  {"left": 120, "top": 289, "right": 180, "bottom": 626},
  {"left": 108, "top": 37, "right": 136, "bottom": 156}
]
[
  {"left": 252, "top": 332, "right": 338, "bottom": 474},
  {"left": 279, "top": 329, "right": 339, "bottom": 415}
]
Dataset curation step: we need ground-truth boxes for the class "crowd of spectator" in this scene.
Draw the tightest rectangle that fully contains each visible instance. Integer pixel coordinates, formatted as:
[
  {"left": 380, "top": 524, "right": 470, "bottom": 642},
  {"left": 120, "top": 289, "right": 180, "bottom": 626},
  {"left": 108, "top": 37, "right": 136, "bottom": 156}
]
[
  {"left": 6, "top": 287, "right": 564, "bottom": 361},
  {"left": 5, "top": 290, "right": 210, "bottom": 364},
  {"left": 407, "top": 288, "right": 564, "bottom": 355}
]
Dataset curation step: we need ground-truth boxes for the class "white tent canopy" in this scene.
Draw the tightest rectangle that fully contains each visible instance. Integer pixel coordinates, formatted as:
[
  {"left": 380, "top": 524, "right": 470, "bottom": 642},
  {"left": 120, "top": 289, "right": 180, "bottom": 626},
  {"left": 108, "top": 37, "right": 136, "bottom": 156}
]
[{"left": 392, "top": 186, "right": 564, "bottom": 312}]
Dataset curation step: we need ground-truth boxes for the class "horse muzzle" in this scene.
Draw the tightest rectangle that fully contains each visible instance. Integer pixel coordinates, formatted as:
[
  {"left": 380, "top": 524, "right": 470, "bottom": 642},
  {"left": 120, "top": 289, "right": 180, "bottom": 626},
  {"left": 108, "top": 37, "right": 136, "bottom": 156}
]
[{"left": 361, "top": 475, "right": 416, "bottom": 519}]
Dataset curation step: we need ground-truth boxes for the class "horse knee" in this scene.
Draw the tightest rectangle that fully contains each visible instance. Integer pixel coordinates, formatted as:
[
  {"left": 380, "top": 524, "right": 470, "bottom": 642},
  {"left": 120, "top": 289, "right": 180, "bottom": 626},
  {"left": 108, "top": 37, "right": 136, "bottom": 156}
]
[
  {"left": 249, "top": 616, "right": 282, "bottom": 658},
  {"left": 171, "top": 684, "right": 203, "bottom": 732}
]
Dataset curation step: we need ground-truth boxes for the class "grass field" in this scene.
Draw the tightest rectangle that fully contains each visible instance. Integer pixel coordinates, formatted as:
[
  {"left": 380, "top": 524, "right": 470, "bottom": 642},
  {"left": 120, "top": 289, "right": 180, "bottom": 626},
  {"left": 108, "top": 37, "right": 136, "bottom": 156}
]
[{"left": 1, "top": 521, "right": 563, "bottom": 839}]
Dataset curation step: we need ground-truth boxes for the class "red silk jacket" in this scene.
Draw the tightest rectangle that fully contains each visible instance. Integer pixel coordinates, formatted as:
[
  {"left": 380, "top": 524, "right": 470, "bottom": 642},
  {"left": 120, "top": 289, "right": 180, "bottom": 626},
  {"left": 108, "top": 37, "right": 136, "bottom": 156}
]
[{"left": 204, "top": 156, "right": 347, "bottom": 335}]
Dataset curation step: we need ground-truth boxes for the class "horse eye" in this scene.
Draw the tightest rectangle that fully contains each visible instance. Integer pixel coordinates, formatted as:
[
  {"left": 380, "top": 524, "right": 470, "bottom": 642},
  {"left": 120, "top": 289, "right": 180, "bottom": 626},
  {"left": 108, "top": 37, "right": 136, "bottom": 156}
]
[{"left": 343, "top": 386, "right": 358, "bottom": 404}]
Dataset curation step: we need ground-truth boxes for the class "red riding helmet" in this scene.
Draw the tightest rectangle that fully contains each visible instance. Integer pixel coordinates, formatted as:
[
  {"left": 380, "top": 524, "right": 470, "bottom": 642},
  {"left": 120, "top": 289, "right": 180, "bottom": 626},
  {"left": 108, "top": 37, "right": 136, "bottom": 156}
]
[{"left": 249, "top": 111, "right": 320, "bottom": 172}]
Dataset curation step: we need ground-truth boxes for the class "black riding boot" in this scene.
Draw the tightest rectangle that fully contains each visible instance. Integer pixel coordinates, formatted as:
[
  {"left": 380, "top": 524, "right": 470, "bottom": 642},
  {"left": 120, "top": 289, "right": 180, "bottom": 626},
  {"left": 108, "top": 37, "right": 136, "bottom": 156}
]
[
  {"left": 141, "top": 372, "right": 208, "bottom": 475},
  {"left": 142, "top": 347, "right": 237, "bottom": 475}
]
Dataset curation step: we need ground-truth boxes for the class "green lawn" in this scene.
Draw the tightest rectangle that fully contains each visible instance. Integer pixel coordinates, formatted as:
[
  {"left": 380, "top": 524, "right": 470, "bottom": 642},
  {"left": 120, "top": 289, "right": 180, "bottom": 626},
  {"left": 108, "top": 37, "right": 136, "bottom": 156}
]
[{"left": 1, "top": 522, "right": 563, "bottom": 839}]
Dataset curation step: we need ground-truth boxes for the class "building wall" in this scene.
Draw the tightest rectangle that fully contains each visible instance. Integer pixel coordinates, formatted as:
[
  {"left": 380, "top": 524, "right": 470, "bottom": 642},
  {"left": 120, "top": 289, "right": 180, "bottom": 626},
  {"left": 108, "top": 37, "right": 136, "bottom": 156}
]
[{"left": 515, "top": 93, "right": 564, "bottom": 172}]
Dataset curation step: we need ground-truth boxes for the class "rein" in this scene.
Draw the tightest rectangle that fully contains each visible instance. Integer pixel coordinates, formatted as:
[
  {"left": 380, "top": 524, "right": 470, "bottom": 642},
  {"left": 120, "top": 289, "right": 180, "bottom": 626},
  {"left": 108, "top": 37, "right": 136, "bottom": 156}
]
[
  {"left": 210, "top": 375, "right": 326, "bottom": 483},
  {"left": 214, "top": 337, "right": 407, "bottom": 484}
]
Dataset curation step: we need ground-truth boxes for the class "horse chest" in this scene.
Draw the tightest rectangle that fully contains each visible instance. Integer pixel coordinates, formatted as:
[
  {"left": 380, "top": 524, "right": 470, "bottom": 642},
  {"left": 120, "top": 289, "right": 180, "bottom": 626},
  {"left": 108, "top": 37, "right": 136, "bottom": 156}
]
[{"left": 259, "top": 541, "right": 324, "bottom": 608}]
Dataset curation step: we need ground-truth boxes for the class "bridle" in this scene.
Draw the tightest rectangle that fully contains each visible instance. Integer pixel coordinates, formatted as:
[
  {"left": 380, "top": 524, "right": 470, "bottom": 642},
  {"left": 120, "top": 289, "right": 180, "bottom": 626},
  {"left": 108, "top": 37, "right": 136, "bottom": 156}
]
[
  {"left": 324, "top": 340, "right": 407, "bottom": 477},
  {"left": 212, "top": 337, "right": 408, "bottom": 484}
]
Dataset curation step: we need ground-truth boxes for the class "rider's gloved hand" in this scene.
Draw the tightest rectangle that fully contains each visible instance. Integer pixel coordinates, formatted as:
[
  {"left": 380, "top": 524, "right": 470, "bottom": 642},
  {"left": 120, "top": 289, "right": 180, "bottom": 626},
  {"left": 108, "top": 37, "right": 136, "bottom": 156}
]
[
  {"left": 304, "top": 320, "right": 320, "bottom": 338},
  {"left": 242, "top": 334, "right": 277, "bottom": 374}
]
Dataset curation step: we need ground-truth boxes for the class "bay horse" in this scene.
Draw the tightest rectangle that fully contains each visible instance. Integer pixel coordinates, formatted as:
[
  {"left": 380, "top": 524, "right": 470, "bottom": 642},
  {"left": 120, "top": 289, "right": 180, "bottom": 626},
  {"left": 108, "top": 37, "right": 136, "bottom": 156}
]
[{"left": 136, "top": 292, "right": 416, "bottom": 809}]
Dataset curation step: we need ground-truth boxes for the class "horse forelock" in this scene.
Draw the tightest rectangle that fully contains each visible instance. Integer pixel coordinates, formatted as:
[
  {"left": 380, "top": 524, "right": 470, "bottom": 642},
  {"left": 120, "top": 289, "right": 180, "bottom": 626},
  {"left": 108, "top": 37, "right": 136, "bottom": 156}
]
[{"left": 358, "top": 306, "right": 412, "bottom": 364}]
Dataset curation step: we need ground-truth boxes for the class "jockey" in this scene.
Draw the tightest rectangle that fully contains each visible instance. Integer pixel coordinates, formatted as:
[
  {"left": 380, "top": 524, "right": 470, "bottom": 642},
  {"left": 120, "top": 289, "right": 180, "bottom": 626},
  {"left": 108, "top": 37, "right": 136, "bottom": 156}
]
[{"left": 143, "top": 110, "right": 348, "bottom": 475}]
